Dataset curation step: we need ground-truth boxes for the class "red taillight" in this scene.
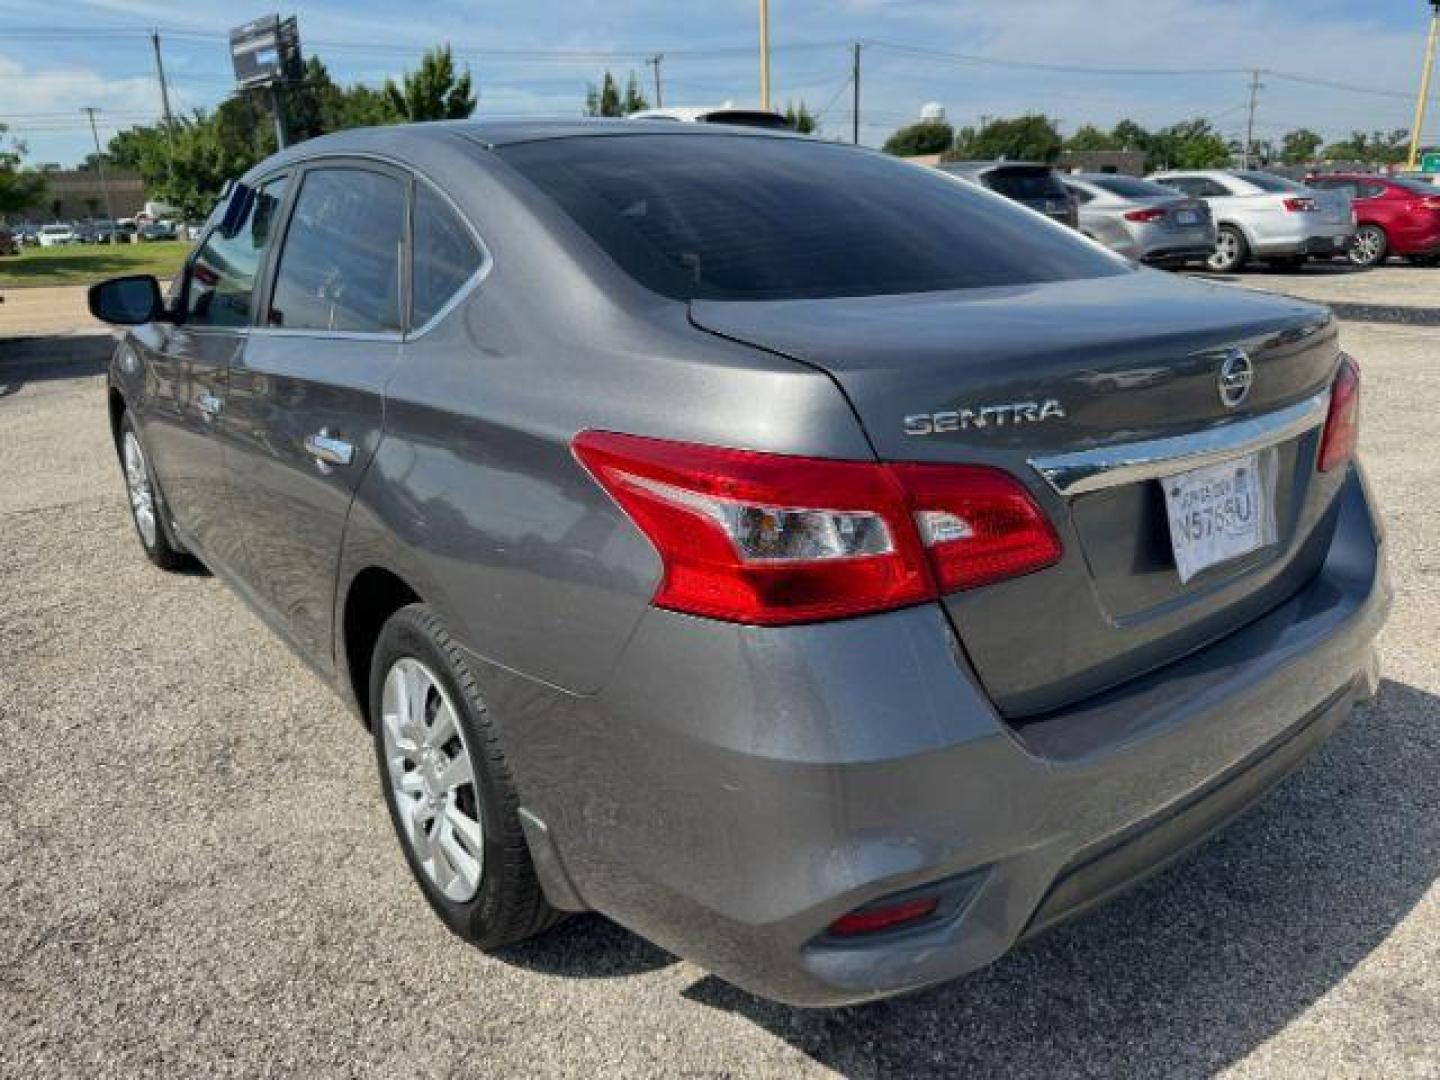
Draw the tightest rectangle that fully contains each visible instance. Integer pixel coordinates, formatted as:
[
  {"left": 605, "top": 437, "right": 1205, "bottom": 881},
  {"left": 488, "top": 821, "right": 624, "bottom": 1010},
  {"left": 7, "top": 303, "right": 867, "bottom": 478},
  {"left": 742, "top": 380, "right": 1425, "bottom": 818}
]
[
  {"left": 828, "top": 896, "right": 939, "bottom": 937},
  {"left": 1417, "top": 195, "right": 1440, "bottom": 212},
  {"left": 1123, "top": 207, "right": 1167, "bottom": 223},
  {"left": 1283, "top": 197, "right": 1317, "bottom": 212},
  {"left": 1318, "top": 356, "right": 1361, "bottom": 472},
  {"left": 572, "top": 432, "right": 1061, "bottom": 626}
]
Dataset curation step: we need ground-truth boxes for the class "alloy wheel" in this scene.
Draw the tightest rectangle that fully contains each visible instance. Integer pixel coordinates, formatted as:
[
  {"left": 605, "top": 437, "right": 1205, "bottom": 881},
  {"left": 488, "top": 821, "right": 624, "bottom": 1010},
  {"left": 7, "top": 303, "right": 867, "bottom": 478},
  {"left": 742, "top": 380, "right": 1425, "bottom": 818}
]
[
  {"left": 381, "top": 657, "right": 484, "bottom": 902},
  {"left": 1208, "top": 230, "right": 1241, "bottom": 272},
  {"left": 123, "top": 431, "right": 158, "bottom": 548},
  {"left": 1350, "top": 227, "right": 1385, "bottom": 267}
]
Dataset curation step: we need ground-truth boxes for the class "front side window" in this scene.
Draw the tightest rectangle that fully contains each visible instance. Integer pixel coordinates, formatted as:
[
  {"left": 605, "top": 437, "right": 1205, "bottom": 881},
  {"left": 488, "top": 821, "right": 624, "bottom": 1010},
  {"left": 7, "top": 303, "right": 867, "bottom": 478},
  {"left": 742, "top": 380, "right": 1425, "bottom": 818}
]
[
  {"left": 185, "top": 175, "right": 287, "bottom": 328},
  {"left": 268, "top": 168, "right": 405, "bottom": 333},
  {"left": 500, "top": 136, "right": 1124, "bottom": 301},
  {"left": 412, "top": 182, "right": 483, "bottom": 328}
]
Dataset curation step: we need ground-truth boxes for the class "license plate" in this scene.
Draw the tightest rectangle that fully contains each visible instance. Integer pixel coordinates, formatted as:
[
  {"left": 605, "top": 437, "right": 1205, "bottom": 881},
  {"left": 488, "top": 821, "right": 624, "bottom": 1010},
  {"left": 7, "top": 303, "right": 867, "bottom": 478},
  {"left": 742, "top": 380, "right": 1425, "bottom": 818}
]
[
  {"left": 1162, "top": 451, "right": 1278, "bottom": 584},
  {"left": 1176, "top": 210, "right": 1199, "bottom": 224}
]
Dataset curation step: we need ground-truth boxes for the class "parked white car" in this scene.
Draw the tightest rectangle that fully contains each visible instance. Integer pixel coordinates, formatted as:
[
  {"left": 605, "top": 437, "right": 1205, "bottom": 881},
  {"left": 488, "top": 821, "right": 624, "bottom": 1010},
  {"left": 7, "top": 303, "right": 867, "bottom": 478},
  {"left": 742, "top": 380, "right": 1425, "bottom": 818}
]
[
  {"left": 37, "top": 223, "right": 78, "bottom": 247},
  {"left": 1149, "top": 170, "right": 1354, "bottom": 272},
  {"left": 629, "top": 106, "right": 791, "bottom": 129}
]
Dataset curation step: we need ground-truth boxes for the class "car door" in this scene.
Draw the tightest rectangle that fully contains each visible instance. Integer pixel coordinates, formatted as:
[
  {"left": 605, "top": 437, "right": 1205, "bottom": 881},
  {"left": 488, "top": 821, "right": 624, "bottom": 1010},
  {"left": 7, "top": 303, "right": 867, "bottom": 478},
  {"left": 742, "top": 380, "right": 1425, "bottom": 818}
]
[
  {"left": 222, "top": 161, "right": 409, "bottom": 670},
  {"left": 138, "top": 174, "right": 289, "bottom": 572}
]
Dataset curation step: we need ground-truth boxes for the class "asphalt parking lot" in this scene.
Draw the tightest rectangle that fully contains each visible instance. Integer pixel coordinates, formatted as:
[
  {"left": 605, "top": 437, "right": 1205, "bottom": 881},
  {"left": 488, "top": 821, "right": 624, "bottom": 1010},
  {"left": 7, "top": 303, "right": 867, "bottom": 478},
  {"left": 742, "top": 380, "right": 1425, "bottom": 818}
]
[{"left": 2, "top": 264, "right": 1438, "bottom": 1078}]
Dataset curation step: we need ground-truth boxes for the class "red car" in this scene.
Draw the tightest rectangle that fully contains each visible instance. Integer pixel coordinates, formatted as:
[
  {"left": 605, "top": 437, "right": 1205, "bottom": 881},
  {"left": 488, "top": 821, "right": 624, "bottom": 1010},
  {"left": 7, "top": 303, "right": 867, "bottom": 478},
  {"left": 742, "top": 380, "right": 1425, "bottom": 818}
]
[{"left": 1306, "top": 173, "right": 1440, "bottom": 268}]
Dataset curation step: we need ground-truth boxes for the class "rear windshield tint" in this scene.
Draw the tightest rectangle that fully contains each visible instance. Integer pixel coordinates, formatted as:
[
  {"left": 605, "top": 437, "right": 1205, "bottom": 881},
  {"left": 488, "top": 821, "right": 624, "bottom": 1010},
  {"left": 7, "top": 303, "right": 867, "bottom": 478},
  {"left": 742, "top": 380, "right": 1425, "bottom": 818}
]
[
  {"left": 1088, "top": 174, "right": 1181, "bottom": 199},
  {"left": 1235, "top": 171, "right": 1310, "bottom": 194},
  {"left": 980, "top": 168, "right": 1068, "bottom": 201},
  {"left": 499, "top": 136, "right": 1124, "bottom": 301}
]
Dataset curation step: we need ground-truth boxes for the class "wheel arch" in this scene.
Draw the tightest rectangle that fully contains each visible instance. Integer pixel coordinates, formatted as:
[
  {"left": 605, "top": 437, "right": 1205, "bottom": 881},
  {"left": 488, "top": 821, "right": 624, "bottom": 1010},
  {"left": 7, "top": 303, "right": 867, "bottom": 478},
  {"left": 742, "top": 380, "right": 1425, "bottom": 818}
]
[
  {"left": 1215, "top": 218, "right": 1257, "bottom": 249},
  {"left": 340, "top": 565, "right": 424, "bottom": 728},
  {"left": 107, "top": 385, "right": 126, "bottom": 452}
]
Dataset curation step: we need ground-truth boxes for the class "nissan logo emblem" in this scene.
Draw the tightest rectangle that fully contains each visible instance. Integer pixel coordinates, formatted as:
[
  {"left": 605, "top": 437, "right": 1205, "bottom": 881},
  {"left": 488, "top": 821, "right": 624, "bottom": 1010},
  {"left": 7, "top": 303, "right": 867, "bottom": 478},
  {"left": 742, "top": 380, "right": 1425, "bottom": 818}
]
[{"left": 1218, "top": 349, "right": 1254, "bottom": 409}]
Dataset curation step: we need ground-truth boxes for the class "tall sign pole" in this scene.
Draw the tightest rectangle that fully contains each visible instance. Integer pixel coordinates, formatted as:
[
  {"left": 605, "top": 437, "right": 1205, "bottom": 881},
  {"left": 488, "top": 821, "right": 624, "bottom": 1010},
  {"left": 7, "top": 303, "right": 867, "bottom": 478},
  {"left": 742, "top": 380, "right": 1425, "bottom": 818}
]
[
  {"left": 1407, "top": 1, "right": 1440, "bottom": 169},
  {"left": 758, "top": 0, "right": 771, "bottom": 111}
]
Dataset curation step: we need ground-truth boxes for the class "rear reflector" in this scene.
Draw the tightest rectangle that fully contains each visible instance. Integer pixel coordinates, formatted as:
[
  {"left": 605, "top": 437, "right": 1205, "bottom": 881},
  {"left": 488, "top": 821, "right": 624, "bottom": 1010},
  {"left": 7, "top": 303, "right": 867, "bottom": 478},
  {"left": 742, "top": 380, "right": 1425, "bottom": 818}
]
[
  {"left": 1318, "top": 356, "right": 1361, "bottom": 472},
  {"left": 1123, "top": 207, "right": 1167, "bottom": 223},
  {"left": 828, "top": 896, "right": 939, "bottom": 937},
  {"left": 572, "top": 432, "right": 1061, "bottom": 625}
]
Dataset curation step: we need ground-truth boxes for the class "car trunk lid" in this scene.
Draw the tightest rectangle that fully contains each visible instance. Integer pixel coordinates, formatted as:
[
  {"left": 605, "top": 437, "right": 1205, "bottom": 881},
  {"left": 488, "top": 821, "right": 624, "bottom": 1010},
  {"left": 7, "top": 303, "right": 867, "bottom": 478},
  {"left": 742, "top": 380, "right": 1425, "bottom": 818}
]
[{"left": 690, "top": 271, "right": 1344, "bottom": 717}]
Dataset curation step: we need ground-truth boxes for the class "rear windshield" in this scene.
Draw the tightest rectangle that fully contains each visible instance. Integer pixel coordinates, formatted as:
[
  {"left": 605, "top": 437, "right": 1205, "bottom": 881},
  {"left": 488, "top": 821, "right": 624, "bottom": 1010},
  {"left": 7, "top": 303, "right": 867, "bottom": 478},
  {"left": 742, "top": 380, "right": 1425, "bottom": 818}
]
[
  {"left": 499, "top": 136, "right": 1124, "bottom": 301},
  {"left": 1393, "top": 178, "right": 1440, "bottom": 195},
  {"left": 978, "top": 167, "right": 1068, "bottom": 201},
  {"left": 1088, "top": 174, "right": 1180, "bottom": 199},
  {"left": 1235, "top": 171, "right": 1310, "bottom": 194},
  {"left": 700, "top": 111, "right": 792, "bottom": 130}
]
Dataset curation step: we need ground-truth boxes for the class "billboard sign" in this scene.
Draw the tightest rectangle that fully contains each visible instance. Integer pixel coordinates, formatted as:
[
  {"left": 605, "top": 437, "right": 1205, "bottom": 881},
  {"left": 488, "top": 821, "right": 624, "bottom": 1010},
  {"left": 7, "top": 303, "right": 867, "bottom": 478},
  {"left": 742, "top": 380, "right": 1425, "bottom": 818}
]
[{"left": 230, "top": 15, "right": 302, "bottom": 89}]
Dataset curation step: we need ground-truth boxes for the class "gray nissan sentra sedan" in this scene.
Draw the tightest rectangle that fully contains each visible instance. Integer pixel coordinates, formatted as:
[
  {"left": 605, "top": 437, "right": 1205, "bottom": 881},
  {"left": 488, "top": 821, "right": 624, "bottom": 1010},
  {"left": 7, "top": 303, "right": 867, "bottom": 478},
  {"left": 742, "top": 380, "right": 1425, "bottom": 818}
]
[{"left": 88, "top": 119, "right": 1389, "bottom": 1007}]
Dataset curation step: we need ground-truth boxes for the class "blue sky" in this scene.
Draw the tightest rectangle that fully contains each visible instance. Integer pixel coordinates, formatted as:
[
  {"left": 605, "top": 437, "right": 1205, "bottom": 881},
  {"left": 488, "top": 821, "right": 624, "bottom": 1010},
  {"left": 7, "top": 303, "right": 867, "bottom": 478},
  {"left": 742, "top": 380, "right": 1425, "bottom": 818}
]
[{"left": 1, "top": 0, "right": 1434, "bottom": 166}]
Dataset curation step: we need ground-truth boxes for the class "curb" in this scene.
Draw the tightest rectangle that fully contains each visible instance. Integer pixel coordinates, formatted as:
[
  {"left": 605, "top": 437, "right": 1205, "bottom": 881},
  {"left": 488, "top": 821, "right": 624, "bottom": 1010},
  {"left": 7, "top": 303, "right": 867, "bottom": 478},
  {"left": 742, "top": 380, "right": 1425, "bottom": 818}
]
[{"left": 0, "top": 332, "right": 117, "bottom": 367}]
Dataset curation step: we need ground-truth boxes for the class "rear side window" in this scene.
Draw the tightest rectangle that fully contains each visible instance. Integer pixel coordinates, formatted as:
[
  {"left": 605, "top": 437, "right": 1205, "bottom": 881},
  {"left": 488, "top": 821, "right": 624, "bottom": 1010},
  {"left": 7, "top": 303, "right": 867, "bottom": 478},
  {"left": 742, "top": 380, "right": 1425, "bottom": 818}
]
[
  {"left": 1235, "top": 171, "right": 1309, "bottom": 194},
  {"left": 500, "top": 136, "right": 1124, "bottom": 301},
  {"left": 1089, "top": 175, "right": 1180, "bottom": 199},
  {"left": 981, "top": 167, "right": 1067, "bottom": 201},
  {"left": 185, "top": 175, "right": 287, "bottom": 328},
  {"left": 268, "top": 168, "right": 405, "bottom": 333},
  {"left": 413, "top": 183, "right": 483, "bottom": 328}
]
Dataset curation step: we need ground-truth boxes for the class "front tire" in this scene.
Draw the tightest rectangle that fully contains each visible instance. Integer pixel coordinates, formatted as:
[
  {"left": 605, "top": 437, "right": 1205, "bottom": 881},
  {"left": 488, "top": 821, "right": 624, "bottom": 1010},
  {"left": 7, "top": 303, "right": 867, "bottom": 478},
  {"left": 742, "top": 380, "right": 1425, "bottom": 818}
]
[
  {"left": 119, "top": 413, "right": 192, "bottom": 571},
  {"left": 1207, "top": 226, "right": 1248, "bottom": 273},
  {"left": 370, "top": 604, "right": 561, "bottom": 949},
  {"left": 1349, "top": 225, "right": 1388, "bottom": 269}
]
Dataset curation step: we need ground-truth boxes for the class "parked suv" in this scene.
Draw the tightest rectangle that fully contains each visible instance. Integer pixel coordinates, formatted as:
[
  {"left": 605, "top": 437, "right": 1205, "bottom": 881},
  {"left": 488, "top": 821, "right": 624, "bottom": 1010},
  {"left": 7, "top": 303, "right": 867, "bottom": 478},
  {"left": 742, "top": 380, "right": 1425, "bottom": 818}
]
[
  {"left": 1061, "top": 172, "right": 1215, "bottom": 266},
  {"left": 1305, "top": 174, "right": 1440, "bottom": 268},
  {"left": 936, "top": 161, "right": 1078, "bottom": 227},
  {"left": 1151, "top": 170, "right": 1354, "bottom": 272},
  {"left": 89, "top": 121, "right": 1388, "bottom": 1007}
]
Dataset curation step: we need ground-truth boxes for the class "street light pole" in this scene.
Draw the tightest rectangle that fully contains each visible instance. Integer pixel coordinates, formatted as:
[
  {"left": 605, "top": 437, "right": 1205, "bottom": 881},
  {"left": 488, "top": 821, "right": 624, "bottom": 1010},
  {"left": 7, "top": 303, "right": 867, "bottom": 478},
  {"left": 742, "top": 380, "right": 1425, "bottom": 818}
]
[
  {"left": 81, "top": 107, "right": 116, "bottom": 225},
  {"left": 646, "top": 53, "right": 664, "bottom": 108},
  {"left": 758, "top": 0, "right": 771, "bottom": 111},
  {"left": 1406, "top": 0, "right": 1440, "bottom": 169}
]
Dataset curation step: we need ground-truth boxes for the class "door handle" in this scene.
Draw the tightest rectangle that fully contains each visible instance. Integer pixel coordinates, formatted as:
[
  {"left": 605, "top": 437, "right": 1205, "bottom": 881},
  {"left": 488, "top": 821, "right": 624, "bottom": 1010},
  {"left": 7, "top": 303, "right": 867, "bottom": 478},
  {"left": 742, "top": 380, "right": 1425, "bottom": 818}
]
[
  {"left": 304, "top": 429, "right": 354, "bottom": 468},
  {"left": 197, "top": 392, "right": 223, "bottom": 419}
]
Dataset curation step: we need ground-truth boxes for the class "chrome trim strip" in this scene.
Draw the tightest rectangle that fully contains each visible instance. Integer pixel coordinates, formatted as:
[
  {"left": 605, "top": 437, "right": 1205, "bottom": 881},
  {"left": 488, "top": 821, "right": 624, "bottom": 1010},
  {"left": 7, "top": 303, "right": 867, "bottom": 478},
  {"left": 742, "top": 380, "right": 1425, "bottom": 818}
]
[{"left": 1029, "top": 390, "right": 1330, "bottom": 497}]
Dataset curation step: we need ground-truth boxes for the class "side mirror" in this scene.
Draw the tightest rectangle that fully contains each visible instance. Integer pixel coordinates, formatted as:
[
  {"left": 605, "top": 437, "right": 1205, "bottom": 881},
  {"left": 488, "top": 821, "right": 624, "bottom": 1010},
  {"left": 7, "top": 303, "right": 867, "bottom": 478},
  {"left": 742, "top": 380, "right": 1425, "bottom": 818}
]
[{"left": 88, "top": 275, "right": 165, "bottom": 325}]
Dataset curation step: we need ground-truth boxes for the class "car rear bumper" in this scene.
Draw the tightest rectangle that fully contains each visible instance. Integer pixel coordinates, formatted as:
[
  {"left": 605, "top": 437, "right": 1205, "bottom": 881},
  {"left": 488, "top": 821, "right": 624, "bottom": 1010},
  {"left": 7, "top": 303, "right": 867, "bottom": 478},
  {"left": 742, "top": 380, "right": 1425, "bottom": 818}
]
[
  {"left": 1255, "top": 231, "right": 1355, "bottom": 256},
  {"left": 475, "top": 465, "right": 1388, "bottom": 1006}
]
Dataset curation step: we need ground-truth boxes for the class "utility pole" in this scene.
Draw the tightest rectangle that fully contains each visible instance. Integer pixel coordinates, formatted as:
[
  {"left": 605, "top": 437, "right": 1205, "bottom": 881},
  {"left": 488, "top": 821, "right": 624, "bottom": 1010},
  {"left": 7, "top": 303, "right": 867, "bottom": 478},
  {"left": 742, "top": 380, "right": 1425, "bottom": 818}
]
[
  {"left": 81, "top": 107, "right": 116, "bottom": 224},
  {"left": 646, "top": 53, "right": 664, "bottom": 108},
  {"left": 758, "top": 0, "right": 771, "bottom": 111},
  {"left": 150, "top": 31, "right": 176, "bottom": 185},
  {"left": 1406, "top": 0, "right": 1440, "bottom": 169},
  {"left": 851, "top": 41, "right": 861, "bottom": 145},
  {"left": 1243, "top": 69, "right": 1263, "bottom": 169}
]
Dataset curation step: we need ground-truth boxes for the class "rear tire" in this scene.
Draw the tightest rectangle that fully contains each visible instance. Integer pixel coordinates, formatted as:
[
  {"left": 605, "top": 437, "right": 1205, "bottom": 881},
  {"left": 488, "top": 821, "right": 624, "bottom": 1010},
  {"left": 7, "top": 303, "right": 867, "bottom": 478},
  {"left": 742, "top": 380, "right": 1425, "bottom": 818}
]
[
  {"left": 118, "top": 413, "right": 192, "bottom": 571},
  {"left": 1349, "top": 225, "right": 1388, "bottom": 269},
  {"left": 1207, "top": 226, "right": 1248, "bottom": 273},
  {"left": 370, "top": 604, "right": 562, "bottom": 949}
]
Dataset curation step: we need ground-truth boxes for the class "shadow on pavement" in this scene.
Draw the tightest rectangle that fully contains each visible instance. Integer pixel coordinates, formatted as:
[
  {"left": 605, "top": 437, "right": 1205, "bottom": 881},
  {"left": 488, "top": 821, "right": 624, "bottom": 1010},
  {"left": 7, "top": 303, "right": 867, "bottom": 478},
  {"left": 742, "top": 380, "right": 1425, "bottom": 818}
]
[
  {"left": 0, "top": 333, "right": 113, "bottom": 398},
  {"left": 682, "top": 679, "right": 1439, "bottom": 1077}
]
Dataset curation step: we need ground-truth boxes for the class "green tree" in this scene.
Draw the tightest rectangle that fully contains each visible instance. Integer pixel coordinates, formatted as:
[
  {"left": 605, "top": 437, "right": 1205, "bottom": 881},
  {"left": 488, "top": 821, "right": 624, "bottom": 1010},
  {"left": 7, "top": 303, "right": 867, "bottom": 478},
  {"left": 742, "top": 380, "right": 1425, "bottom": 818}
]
[
  {"left": 945, "top": 114, "right": 1063, "bottom": 163},
  {"left": 1322, "top": 128, "right": 1410, "bottom": 165},
  {"left": 1065, "top": 123, "right": 1121, "bottom": 152},
  {"left": 1279, "top": 128, "right": 1324, "bottom": 166},
  {"left": 882, "top": 119, "right": 953, "bottom": 156},
  {"left": 784, "top": 100, "right": 817, "bottom": 134},
  {"left": 0, "top": 124, "right": 47, "bottom": 215},
  {"left": 1110, "top": 119, "right": 1151, "bottom": 151},
  {"left": 383, "top": 45, "right": 477, "bottom": 122},
  {"left": 1145, "top": 118, "right": 1230, "bottom": 171},
  {"left": 585, "top": 70, "right": 648, "bottom": 116}
]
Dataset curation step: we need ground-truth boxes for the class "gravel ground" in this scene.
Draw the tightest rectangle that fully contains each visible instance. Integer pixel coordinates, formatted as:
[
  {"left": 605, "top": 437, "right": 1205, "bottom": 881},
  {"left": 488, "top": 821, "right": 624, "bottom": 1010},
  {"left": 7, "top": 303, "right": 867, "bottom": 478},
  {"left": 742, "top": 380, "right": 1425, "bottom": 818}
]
[{"left": 2, "top": 266, "right": 1437, "bottom": 1078}]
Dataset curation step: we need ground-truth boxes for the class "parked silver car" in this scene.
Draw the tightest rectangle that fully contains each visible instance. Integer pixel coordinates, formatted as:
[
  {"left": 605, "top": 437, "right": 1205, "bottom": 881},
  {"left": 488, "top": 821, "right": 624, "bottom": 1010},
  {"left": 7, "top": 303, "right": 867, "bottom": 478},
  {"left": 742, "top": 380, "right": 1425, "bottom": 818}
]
[
  {"left": 1150, "top": 170, "right": 1354, "bottom": 272},
  {"left": 1061, "top": 172, "right": 1215, "bottom": 266}
]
